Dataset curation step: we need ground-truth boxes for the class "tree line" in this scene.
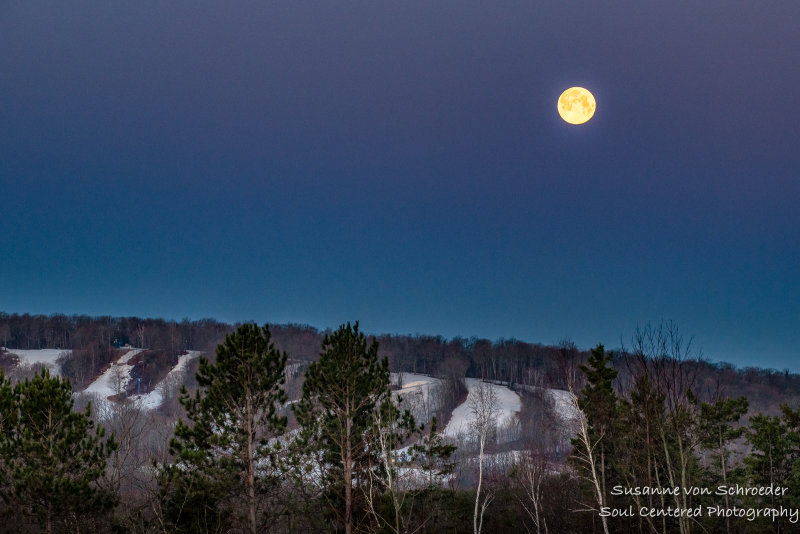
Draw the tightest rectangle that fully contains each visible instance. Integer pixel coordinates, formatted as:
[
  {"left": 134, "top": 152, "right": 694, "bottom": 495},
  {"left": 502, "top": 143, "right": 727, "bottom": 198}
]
[
  {"left": 3, "top": 314, "right": 800, "bottom": 532},
  {"left": 0, "top": 322, "right": 462, "bottom": 533},
  {"left": 570, "top": 323, "right": 800, "bottom": 534},
  {"left": 3, "top": 312, "right": 798, "bottom": 415}
]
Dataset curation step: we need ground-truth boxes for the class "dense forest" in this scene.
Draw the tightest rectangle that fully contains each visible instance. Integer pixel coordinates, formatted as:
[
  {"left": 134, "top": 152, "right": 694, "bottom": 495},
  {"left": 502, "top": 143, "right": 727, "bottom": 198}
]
[{"left": 1, "top": 312, "right": 800, "bottom": 533}]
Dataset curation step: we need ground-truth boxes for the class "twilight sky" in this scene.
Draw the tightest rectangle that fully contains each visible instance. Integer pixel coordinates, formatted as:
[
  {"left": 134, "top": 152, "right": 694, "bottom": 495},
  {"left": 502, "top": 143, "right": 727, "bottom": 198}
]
[{"left": 1, "top": 2, "right": 798, "bottom": 370}]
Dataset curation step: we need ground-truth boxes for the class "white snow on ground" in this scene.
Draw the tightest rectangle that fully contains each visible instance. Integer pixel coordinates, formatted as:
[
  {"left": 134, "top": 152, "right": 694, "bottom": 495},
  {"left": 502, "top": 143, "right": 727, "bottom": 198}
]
[
  {"left": 444, "top": 378, "right": 521, "bottom": 440},
  {"left": 544, "top": 388, "right": 582, "bottom": 447},
  {"left": 134, "top": 350, "right": 201, "bottom": 410},
  {"left": 392, "top": 372, "right": 439, "bottom": 388},
  {"left": 5, "top": 349, "right": 70, "bottom": 376},
  {"left": 391, "top": 372, "right": 443, "bottom": 425},
  {"left": 511, "top": 384, "right": 581, "bottom": 451},
  {"left": 546, "top": 388, "right": 581, "bottom": 423},
  {"left": 391, "top": 372, "right": 440, "bottom": 404},
  {"left": 83, "top": 348, "right": 145, "bottom": 398}
]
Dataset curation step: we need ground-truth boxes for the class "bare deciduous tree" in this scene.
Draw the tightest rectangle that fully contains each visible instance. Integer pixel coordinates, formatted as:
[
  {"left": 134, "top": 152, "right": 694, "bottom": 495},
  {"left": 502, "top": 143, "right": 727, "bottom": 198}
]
[
  {"left": 363, "top": 395, "right": 417, "bottom": 534},
  {"left": 110, "top": 364, "right": 128, "bottom": 397},
  {"left": 513, "top": 449, "right": 549, "bottom": 534},
  {"left": 625, "top": 321, "right": 702, "bottom": 534},
  {"left": 468, "top": 382, "right": 500, "bottom": 534},
  {"left": 567, "top": 385, "right": 610, "bottom": 534}
]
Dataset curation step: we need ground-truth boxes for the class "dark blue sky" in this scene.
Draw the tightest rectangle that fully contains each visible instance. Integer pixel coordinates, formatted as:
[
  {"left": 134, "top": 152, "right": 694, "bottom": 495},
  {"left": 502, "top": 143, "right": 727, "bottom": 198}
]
[{"left": 1, "top": 2, "right": 798, "bottom": 369}]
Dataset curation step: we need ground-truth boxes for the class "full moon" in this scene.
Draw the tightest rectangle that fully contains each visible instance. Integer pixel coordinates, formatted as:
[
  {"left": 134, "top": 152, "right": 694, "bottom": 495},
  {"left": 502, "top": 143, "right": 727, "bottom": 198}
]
[{"left": 557, "top": 87, "right": 596, "bottom": 125}]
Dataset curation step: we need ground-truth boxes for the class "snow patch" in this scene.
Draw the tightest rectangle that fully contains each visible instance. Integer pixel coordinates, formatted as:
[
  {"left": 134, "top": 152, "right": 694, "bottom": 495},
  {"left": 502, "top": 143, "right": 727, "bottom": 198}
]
[
  {"left": 444, "top": 378, "right": 521, "bottom": 441},
  {"left": 514, "top": 384, "right": 581, "bottom": 423},
  {"left": 392, "top": 372, "right": 441, "bottom": 403},
  {"left": 5, "top": 349, "right": 70, "bottom": 376},
  {"left": 83, "top": 348, "right": 145, "bottom": 398},
  {"left": 391, "top": 372, "right": 443, "bottom": 424},
  {"left": 133, "top": 350, "right": 201, "bottom": 410},
  {"left": 545, "top": 388, "right": 581, "bottom": 423}
]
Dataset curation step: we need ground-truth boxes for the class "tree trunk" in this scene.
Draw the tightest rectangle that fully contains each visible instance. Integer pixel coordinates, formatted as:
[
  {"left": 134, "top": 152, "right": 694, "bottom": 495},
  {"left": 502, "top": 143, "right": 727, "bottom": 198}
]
[
  {"left": 345, "top": 408, "right": 353, "bottom": 534},
  {"left": 719, "top": 430, "right": 730, "bottom": 534},
  {"left": 575, "top": 400, "right": 609, "bottom": 534},
  {"left": 246, "top": 391, "right": 257, "bottom": 534},
  {"left": 474, "top": 432, "right": 484, "bottom": 534}
]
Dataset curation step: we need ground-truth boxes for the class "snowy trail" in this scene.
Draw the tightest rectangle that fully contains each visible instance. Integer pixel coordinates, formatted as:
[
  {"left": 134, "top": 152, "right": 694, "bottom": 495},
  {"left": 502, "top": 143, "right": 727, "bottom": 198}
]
[
  {"left": 443, "top": 378, "right": 521, "bottom": 440},
  {"left": 5, "top": 348, "right": 71, "bottom": 376},
  {"left": 134, "top": 350, "right": 201, "bottom": 409},
  {"left": 391, "top": 372, "right": 444, "bottom": 425},
  {"left": 545, "top": 388, "right": 581, "bottom": 422},
  {"left": 391, "top": 372, "right": 441, "bottom": 404},
  {"left": 83, "top": 348, "right": 145, "bottom": 398}
]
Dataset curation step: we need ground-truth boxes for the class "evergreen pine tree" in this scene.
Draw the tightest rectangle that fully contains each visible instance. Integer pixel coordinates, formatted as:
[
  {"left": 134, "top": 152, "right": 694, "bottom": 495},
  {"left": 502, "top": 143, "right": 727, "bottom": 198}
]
[
  {"left": 574, "top": 345, "right": 620, "bottom": 477},
  {"left": 0, "top": 371, "right": 13, "bottom": 497},
  {"left": 618, "top": 374, "right": 675, "bottom": 532},
  {"left": 0, "top": 371, "right": 15, "bottom": 524},
  {"left": 292, "top": 321, "right": 399, "bottom": 534},
  {"left": 577, "top": 344, "right": 619, "bottom": 428},
  {"left": 779, "top": 405, "right": 800, "bottom": 511},
  {"left": 692, "top": 394, "right": 748, "bottom": 532},
  {"left": 0, "top": 369, "right": 116, "bottom": 533},
  {"left": 160, "top": 323, "right": 287, "bottom": 534},
  {"left": 570, "top": 344, "right": 621, "bottom": 533},
  {"left": 410, "top": 416, "right": 457, "bottom": 489},
  {"left": 745, "top": 410, "right": 794, "bottom": 503},
  {"left": 694, "top": 395, "right": 748, "bottom": 483}
]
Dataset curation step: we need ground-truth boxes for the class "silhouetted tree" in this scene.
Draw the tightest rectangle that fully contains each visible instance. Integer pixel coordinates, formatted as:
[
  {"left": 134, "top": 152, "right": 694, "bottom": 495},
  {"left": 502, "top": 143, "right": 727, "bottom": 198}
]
[
  {"left": 0, "top": 369, "right": 116, "bottom": 532},
  {"left": 160, "top": 324, "right": 287, "bottom": 534},
  {"left": 292, "top": 321, "right": 394, "bottom": 534}
]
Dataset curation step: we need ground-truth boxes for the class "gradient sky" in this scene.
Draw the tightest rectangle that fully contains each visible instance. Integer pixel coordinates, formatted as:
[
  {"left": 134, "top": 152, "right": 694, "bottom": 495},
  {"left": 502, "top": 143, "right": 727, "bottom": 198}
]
[{"left": 1, "top": 2, "right": 798, "bottom": 370}]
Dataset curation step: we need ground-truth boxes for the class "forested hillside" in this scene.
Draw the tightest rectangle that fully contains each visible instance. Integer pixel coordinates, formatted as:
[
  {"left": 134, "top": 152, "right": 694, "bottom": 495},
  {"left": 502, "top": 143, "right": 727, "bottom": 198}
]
[
  {"left": 1, "top": 312, "right": 797, "bottom": 414},
  {"left": 1, "top": 312, "right": 800, "bottom": 532}
]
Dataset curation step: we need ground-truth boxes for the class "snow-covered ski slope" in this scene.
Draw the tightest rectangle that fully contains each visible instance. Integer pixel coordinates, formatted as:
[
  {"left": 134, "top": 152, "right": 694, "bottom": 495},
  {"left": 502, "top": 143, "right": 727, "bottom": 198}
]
[
  {"left": 135, "top": 350, "right": 201, "bottom": 409},
  {"left": 391, "top": 372, "right": 441, "bottom": 404},
  {"left": 546, "top": 388, "right": 581, "bottom": 423},
  {"left": 390, "top": 374, "right": 575, "bottom": 446},
  {"left": 80, "top": 348, "right": 201, "bottom": 410},
  {"left": 513, "top": 384, "right": 581, "bottom": 423},
  {"left": 391, "top": 372, "right": 446, "bottom": 424},
  {"left": 444, "top": 378, "right": 521, "bottom": 440},
  {"left": 83, "top": 348, "right": 145, "bottom": 397},
  {"left": 4, "top": 348, "right": 70, "bottom": 376}
]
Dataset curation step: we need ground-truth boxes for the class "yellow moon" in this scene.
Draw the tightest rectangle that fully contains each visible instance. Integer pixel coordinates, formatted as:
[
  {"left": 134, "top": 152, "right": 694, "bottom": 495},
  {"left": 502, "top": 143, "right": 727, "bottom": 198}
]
[{"left": 557, "top": 87, "right": 596, "bottom": 125}]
